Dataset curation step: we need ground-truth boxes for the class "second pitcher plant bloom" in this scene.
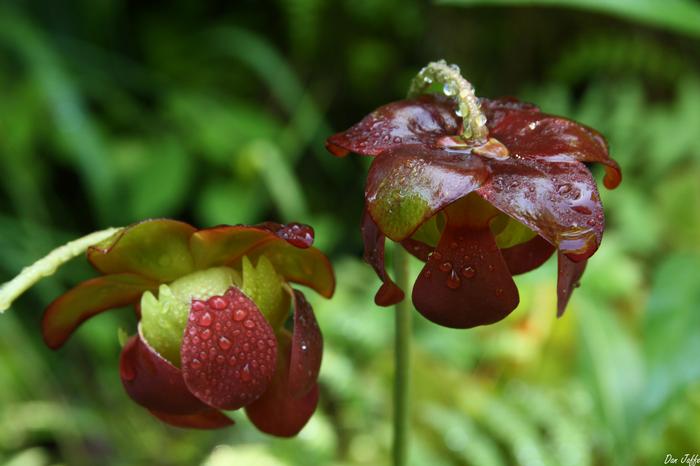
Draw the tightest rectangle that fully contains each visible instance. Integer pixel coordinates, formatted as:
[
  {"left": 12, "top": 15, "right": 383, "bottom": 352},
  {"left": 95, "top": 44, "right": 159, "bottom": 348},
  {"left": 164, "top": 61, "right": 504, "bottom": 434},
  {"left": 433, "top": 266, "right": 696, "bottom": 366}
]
[
  {"left": 326, "top": 60, "right": 621, "bottom": 328},
  {"left": 41, "top": 219, "right": 334, "bottom": 436}
]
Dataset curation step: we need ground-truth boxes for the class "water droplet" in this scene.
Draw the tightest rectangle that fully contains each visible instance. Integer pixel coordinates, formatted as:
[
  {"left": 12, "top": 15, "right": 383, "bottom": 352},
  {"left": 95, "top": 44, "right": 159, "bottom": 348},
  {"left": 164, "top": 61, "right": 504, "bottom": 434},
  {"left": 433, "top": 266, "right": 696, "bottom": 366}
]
[
  {"left": 244, "top": 319, "right": 255, "bottom": 329},
  {"left": 443, "top": 82, "right": 457, "bottom": 96},
  {"left": 557, "top": 183, "right": 572, "bottom": 195},
  {"left": 439, "top": 261, "right": 453, "bottom": 272},
  {"left": 233, "top": 309, "right": 247, "bottom": 321},
  {"left": 461, "top": 266, "right": 476, "bottom": 278},
  {"left": 495, "top": 288, "right": 503, "bottom": 297},
  {"left": 209, "top": 297, "right": 227, "bottom": 310},
  {"left": 447, "top": 270, "right": 461, "bottom": 289},
  {"left": 216, "top": 355, "right": 225, "bottom": 364},
  {"left": 393, "top": 136, "right": 402, "bottom": 144},
  {"left": 241, "top": 363, "right": 252, "bottom": 382},
  {"left": 228, "top": 355, "right": 237, "bottom": 366},
  {"left": 192, "top": 301, "right": 206, "bottom": 313},
  {"left": 198, "top": 312, "right": 212, "bottom": 327},
  {"left": 191, "top": 358, "right": 202, "bottom": 370},
  {"left": 455, "top": 108, "right": 463, "bottom": 117},
  {"left": 267, "top": 338, "right": 276, "bottom": 347},
  {"left": 243, "top": 343, "right": 250, "bottom": 352},
  {"left": 301, "top": 342, "right": 308, "bottom": 352},
  {"left": 425, "top": 270, "right": 433, "bottom": 279},
  {"left": 432, "top": 251, "right": 443, "bottom": 261},
  {"left": 488, "top": 264, "right": 495, "bottom": 272},
  {"left": 201, "top": 329, "right": 211, "bottom": 340},
  {"left": 218, "top": 336, "right": 232, "bottom": 350}
]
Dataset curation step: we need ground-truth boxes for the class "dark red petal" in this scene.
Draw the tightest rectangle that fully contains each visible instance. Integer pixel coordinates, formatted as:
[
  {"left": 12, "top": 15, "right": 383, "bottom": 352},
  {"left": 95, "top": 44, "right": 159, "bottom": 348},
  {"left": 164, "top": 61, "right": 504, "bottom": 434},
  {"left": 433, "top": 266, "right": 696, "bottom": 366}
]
[
  {"left": 42, "top": 274, "right": 158, "bottom": 349},
  {"left": 477, "top": 157, "right": 605, "bottom": 261},
  {"left": 401, "top": 237, "right": 433, "bottom": 262},
  {"left": 366, "top": 145, "right": 490, "bottom": 241},
  {"left": 361, "top": 209, "right": 404, "bottom": 306},
  {"left": 412, "top": 215, "right": 519, "bottom": 328},
  {"left": 148, "top": 408, "right": 233, "bottom": 429},
  {"left": 557, "top": 252, "right": 587, "bottom": 317},
  {"left": 191, "top": 225, "right": 335, "bottom": 298},
  {"left": 181, "top": 287, "right": 277, "bottom": 410},
  {"left": 500, "top": 235, "right": 555, "bottom": 275},
  {"left": 87, "top": 219, "right": 197, "bottom": 282},
  {"left": 326, "top": 94, "right": 460, "bottom": 157},
  {"left": 482, "top": 97, "right": 621, "bottom": 190},
  {"left": 245, "top": 333, "right": 319, "bottom": 437},
  {"left": 254, "top": 222, "right": 315, "bottom": 249},
  {"left": 289, "top": 290, "right": 322, "bottom": 398},
  {"left": 120, "top": 333, "right": 208, "bottom": 415}
]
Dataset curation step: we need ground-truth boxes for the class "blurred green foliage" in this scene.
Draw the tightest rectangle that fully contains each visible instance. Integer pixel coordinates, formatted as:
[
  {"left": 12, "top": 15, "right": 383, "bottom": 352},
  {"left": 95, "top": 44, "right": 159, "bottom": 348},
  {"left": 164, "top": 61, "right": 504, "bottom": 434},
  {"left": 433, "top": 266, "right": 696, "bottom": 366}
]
[{"left": 1, "top": 0, "right": 700, "bottom": 465}]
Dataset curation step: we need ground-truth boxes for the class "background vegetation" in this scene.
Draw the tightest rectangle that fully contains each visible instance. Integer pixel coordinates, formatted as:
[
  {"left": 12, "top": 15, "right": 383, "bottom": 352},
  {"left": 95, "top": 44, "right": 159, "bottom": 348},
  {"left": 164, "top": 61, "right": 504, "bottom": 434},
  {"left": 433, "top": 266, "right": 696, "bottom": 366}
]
[{"left": 1, "top": 0, "right": 699, "bottom": 465}]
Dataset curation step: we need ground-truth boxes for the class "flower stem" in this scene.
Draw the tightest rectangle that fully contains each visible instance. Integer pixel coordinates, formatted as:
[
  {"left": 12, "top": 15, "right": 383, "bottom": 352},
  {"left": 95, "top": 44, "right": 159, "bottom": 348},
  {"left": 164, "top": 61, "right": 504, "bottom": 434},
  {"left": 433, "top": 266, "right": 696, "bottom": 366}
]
[
  {"left": 0, "top": 227, "right": 121, "bottom": 312},
  {"left": 392, "top": 244, "right": 411, "bottom": 466}
]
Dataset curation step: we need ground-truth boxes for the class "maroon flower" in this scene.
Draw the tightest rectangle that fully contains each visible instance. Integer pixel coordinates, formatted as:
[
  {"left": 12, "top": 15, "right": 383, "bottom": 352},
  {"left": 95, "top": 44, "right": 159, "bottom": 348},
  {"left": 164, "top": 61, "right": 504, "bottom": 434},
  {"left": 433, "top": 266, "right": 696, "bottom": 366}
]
[
  {"left": 326, "top": 61, "right": 620, "bottom": 328},
  {"left": 42, "top": 219, "right": 334, "bottom": 436}
]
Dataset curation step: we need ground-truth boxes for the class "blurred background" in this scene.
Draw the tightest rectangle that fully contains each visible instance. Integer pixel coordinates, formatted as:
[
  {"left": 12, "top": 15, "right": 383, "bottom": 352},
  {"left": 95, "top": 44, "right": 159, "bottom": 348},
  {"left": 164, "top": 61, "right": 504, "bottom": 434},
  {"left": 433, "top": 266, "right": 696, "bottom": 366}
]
[{"left": 1, "top": 0, "right": 699, "bottom": 465}]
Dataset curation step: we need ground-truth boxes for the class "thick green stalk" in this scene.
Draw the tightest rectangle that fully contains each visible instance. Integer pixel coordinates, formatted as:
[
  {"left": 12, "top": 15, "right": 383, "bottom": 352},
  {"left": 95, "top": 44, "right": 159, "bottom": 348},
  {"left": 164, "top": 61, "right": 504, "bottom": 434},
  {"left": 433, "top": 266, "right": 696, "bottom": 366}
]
[{"left": 392, "top": 245, "right": 412, "bottom": 466}]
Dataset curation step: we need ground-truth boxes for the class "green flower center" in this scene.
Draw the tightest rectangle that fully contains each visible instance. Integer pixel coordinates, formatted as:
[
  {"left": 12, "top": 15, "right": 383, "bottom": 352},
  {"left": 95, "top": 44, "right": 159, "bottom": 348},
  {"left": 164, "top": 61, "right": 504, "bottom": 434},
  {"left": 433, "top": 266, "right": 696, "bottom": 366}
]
[{"left": 140, "top": 256, "right": 287, "bottom": 366}]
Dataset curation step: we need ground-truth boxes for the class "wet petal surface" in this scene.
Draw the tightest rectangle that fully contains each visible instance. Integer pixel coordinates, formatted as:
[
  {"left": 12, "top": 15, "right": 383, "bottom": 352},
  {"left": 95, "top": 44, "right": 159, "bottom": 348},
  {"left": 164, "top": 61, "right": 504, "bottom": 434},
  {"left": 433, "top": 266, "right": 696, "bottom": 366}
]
[
  {"left": 88, "top": 219, "right": 196, "bottom": 282},
  {"left": 181, "top": 287, "right": 277, "bottom": 410},
  {"left": 477, "top": 157, "right": 605, "bottom": 261},
  {"left": 366, "top": 145, "right": 490, "bottom": 241},
  {"left": 326, "top": 95, "right": 460, "bottom": 157},
  {"left": 289, "top": 290, "right": 322, "bottom": 398},
  {"left": 412, "top": 210, "right": 519, "bottom": 328},
  {"left": 361, "top": 210, "right": 404, "bottom": 306},
  {"left": 120, "top": 333, "right": 206, "bottom": 414},
  {"left": 245, "top": 332, "right": 319, "bottom": 437},
  {"left": 500, "top": 235, "right": 555, "bottom": 275},
  {"left": 43, "top": 273, "right": 158, "bottom": 349},
  {"left": 482, "top": 98, "right": 621, "bottom": 189},
  {"left": 556, "top": 252, "right": 587, "bottom": 317}
]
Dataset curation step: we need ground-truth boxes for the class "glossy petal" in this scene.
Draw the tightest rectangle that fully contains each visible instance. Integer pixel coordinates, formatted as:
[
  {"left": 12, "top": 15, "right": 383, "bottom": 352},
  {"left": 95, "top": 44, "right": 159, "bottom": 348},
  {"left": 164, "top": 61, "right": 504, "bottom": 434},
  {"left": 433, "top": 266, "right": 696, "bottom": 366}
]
[
  {"left": 557, "top": 252, "right": 587, "bottom": 317},
  {"left": 88, "top": 219, "right": 196, "bottom": 282},
  {"left": 119, "top": 333, "right": 207, "bottom": 414},
  {"left": 412, "top": 208, "right": 519, "bottom": 328},
  {"left": 181, "top": 287, "right": 277, "bottom": 410},
  {"left": 482, "top": 98, "right": 621, "bottom": 189},
  {"left": 43, "top": 274, "right": 158, "bottom": 349},
  {"left": 366, "top": 144, "right": 490, "bottom": 241},
  {"left": 361, "top": 210, "right": 404, "bottom": 306},
  {"left": 148, "top": 408, "right": 233, "bottom": 429},
  {"left": 289, "top": 290, "right": 322, "bottom": 398},
  {"left": 326, "top": 94, "right": 460, "bottom": 157},
  {"left": 500, "top": 235, "right": 555, "bottom": 275},
  {"left": 245, "top": 332, "right": 319, "bottom": 437},
  {"left": 190, "top": 226, "right": 335, "bottom": 298},
  {"left": 477, "top": 157, "right": 605, "bottom": 261},
  {"left": 255, "top": 222, "right": 315, "bottom": 248}
]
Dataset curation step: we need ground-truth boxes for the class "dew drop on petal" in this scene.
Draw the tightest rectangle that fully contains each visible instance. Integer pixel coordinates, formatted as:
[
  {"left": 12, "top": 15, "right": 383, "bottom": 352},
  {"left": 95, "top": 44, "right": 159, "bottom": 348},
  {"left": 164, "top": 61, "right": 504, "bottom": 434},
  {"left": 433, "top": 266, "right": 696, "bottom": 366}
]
[
  {"left": 447, "top": 270, "right": 461, "bottom": 289},
  {"left": 461, "top": 266, "right": 476, "bottom": 278},
  {"left": 198, "top": 312, "right": 212, "bottom": 327}
]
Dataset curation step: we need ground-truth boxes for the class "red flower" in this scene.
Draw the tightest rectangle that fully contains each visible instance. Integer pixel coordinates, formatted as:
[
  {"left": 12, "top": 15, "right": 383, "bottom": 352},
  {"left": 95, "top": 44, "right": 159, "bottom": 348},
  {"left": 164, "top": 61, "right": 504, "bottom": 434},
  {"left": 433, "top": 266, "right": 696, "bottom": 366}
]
[
  {"left": 42, "top": 219, "right": 334, "bottom": 436},
  {"left": 326, "top": 63, "right": 620, "bottom": 328}
]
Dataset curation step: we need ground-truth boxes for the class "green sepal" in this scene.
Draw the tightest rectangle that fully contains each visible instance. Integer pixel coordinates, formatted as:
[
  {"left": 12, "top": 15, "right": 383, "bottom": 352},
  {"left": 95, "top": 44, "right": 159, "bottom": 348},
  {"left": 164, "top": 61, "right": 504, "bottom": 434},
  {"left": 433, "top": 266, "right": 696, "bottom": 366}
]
[
  {"left": 241, "top": 255, "right": 289, "bottom": 330},
  {"left": 140, "top": 266, "right": 241, "bottom": 366}
]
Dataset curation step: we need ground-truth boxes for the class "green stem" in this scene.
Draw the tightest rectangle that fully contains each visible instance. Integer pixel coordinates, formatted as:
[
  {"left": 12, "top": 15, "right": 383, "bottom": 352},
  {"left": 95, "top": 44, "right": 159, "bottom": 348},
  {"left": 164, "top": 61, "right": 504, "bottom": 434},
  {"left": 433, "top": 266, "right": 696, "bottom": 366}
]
[{"left": 392, "top": 245, "right": 412, "bottom": 466}]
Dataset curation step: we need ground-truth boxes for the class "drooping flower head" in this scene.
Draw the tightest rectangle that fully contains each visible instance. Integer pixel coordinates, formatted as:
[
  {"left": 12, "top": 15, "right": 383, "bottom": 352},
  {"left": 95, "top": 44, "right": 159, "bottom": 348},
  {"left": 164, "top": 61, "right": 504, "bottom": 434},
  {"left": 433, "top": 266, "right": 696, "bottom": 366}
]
[
  {"left": 326, "top": 60, "right": 620, "bottom": 328},
  {"left": 42, "top": 219, "right": 334, "bottom": 436}
]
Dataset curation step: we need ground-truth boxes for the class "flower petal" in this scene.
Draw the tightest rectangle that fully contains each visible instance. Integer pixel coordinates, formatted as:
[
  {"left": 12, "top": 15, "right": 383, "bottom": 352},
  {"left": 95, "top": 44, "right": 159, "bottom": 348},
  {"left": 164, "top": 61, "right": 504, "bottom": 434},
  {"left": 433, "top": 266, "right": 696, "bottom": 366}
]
[
  {"left": 190, "top": 225, "right": 335, "bottom": 298},
  {"left": 245, "top": 332, "right": 319, "bottom": 437},
  {"left": 119, "top": 332, "right": 208, "bottom": 414},
  {"left": 482, "top": 97, "right": 621, "bottom": 189},
  {"left": 557, "top": 252, "right": 587, "bottom": 317},
  {"left": 88, "top": 219, "right": 196, "bottom": 282},
  {"left": 477, "top": 157, "right": 605, "bottom": 261},
  {"left": 42, "top": 273, "right": 158, "bottom": 349},
  {"left": 288, "top": 290, "right": 322, "bottom": 398},
  {"left": 412, "top": 208, "right": 519, "bottom": 328},
  {"left": 254, "top": 222, "right": 315, "bottom": 249},
  {"left": 181, "top": 287, "right": 277, "bottom": 410},
  {"left": 361, "top": 209, "right": 404, "bottom": 306},
  {"left": 366, "top": 145, "right": 490, "bottom": 241},
  {"left": 326, "top": 94, "right": 460, "bottom": 157},
  {"left": 148, "top": 408, "right": 233, "bottom": 429},
  {"left": 500, "top": 235, "right": 555, "bottom": 275}
]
